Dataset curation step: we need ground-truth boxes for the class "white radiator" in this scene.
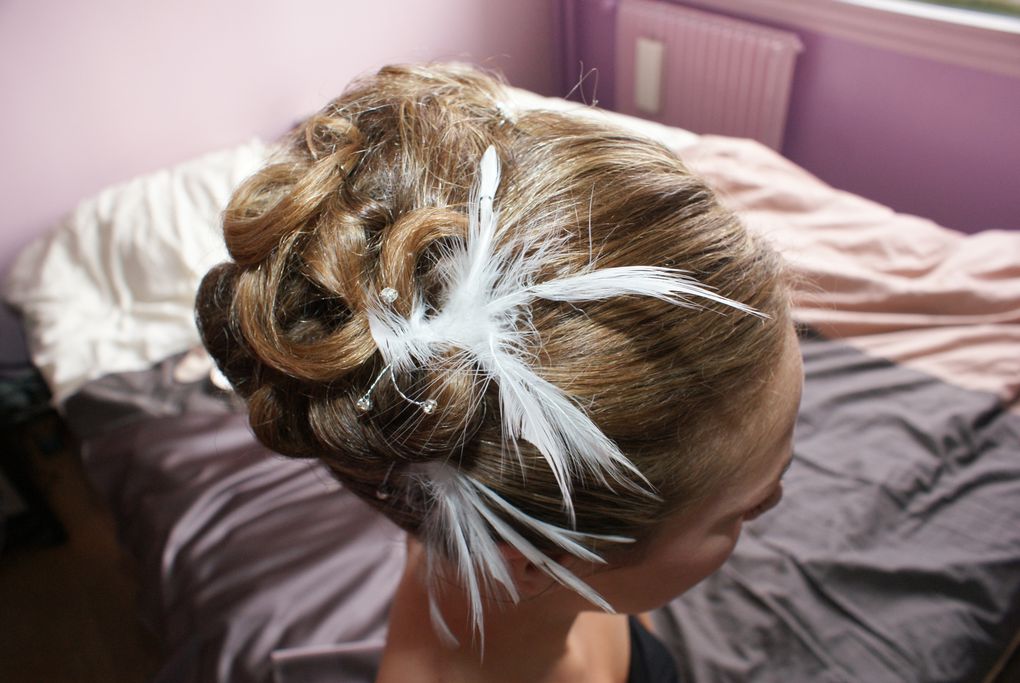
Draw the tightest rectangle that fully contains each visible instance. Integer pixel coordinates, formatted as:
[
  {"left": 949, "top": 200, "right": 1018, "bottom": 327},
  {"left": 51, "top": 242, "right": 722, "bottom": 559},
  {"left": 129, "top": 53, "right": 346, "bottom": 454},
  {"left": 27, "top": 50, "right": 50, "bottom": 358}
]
[{"left": 616, "top": 0, "right": 803, "bottom": 150}]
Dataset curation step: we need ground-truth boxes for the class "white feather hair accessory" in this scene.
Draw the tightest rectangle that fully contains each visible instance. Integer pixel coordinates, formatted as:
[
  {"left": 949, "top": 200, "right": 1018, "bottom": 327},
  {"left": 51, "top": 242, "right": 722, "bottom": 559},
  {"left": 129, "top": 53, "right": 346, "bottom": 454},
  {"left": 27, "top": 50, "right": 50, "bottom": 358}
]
[{"left": 364, "top": 145, "right": 761, "bottom": 645}]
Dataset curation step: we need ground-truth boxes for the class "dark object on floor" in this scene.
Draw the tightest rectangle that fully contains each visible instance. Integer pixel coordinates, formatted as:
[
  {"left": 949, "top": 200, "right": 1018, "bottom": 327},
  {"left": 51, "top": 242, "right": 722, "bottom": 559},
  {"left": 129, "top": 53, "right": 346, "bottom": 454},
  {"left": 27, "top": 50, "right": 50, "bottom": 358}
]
[{"left": 0, "top": 367, "right": 67, "bottom": 555}]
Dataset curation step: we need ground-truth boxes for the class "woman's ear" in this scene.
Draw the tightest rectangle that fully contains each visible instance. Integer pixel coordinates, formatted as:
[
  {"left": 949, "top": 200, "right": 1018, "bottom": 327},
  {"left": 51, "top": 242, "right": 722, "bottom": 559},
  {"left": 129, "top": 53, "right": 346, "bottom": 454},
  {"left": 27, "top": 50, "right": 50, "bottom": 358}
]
[{"left": 499, "top": 544, "right": 564, "bottom": 598}]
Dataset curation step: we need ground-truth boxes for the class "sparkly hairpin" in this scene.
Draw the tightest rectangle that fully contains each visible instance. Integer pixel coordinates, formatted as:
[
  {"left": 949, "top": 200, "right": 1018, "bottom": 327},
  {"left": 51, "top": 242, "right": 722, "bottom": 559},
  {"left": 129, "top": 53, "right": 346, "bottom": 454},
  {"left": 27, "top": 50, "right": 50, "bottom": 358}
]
[
  {"left": 494, "top": 101, "right": 515, "bottom": 127},
  {"left": 379, "top": 287, "right": 399, "bottom": 304},
  {"left": 356, "top": 287, "right": 438, "bottom": 416},
  {"left": 355, "top": 363, "right": 438, "bottom": 415}
]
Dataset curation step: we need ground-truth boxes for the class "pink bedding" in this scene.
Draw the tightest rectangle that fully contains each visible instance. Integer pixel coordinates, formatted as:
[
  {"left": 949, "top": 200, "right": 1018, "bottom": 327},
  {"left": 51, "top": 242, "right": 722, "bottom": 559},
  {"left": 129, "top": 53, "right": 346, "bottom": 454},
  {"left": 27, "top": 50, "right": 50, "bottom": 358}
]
[{"left": 686, "top": 136, "right": 1020, "bottom": 404}]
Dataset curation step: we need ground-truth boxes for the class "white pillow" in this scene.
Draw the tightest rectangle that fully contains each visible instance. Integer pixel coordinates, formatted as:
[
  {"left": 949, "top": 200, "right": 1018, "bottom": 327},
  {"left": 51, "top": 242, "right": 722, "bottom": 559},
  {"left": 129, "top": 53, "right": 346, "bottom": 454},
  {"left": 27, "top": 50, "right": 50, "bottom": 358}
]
[{"left": 3, "top": 139, "right": 270, "bottom": 405}]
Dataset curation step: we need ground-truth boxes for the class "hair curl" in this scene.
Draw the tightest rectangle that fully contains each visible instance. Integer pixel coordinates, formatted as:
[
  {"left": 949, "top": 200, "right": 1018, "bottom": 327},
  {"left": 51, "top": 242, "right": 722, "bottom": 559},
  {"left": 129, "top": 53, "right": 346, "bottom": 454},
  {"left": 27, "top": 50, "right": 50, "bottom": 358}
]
[{"left": 196, "top": 63, "right": 788, "bottom": 552}]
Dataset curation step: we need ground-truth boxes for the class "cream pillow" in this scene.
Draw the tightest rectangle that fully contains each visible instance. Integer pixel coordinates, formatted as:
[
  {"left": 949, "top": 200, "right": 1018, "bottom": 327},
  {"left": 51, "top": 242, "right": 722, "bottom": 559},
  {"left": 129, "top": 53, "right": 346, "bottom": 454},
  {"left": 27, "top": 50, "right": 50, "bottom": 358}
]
[{"left": 3, "top": 139, "right": 269, "bottom": 404}]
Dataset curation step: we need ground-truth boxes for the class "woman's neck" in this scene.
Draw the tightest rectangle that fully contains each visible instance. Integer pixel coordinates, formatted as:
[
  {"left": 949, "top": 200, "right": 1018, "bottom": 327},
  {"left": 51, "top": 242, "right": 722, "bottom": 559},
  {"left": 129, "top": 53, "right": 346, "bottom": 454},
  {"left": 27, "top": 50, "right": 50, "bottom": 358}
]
[{"left": 376, "top": 540, "right": 629, "bottom": 683}]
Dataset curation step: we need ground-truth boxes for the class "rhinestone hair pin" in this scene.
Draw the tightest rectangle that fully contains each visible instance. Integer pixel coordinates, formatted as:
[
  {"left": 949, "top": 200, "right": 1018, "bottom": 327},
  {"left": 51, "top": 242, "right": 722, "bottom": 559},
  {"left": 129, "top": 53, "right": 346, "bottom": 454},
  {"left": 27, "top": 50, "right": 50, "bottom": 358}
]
[
  {"left": 355, "top": 363, "right": 438, "bottom": 415},
  {"left": 356, "top": 287, "right": 438, "bottom": 416}
]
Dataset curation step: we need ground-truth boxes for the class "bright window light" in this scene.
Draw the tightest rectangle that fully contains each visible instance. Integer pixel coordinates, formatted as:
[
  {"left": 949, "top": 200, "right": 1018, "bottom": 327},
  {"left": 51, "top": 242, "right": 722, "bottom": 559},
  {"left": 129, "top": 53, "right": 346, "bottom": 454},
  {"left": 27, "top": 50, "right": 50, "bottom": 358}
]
[
  {"left": 842, "top": 0, "right": 1020, "bottom": 28},
  {"left": 905, "top": 0, "right": 1020, "bottom": 18}
]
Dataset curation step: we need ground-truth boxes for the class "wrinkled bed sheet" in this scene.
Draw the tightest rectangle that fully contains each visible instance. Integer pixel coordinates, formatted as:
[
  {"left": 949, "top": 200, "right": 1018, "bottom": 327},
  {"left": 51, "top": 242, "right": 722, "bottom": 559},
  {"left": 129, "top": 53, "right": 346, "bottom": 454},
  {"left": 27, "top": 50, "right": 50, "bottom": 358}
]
[
  {"left": 76, "top": 403, "right": 403, "bottom": 683},
  {"left": 654, "top": 331, "right": 1020, "bottom": 682},
  {"left": 68, "top": 135, "right": 1020, "bottom": 683},
  {"left": 686, "top": 136, "right": 1020, "bottom": 404},
  {"left": 72, "top": 331, "right": 1020, "bottom": 683}
]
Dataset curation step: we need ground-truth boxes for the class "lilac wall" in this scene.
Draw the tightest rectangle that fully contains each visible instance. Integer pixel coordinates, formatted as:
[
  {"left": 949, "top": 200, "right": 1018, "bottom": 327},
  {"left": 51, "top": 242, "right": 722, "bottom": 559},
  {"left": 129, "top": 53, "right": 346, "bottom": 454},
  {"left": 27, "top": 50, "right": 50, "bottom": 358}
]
[
  {"left": 782, "top": 30, "right": 1020, "bottom": 235},
  {"left": 559, "top": 0, "right": 1020, "bottom": 234},
  {"left": 0, "top": 0, "right": 556, "bottom": 365}
]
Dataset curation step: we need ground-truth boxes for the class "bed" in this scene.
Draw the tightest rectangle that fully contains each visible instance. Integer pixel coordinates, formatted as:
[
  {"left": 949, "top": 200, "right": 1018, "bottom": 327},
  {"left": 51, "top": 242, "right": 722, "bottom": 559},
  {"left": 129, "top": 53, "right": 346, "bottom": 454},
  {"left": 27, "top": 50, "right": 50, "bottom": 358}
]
[{"left": 4, "top": 88, "right": 1019, "bottom": 683}]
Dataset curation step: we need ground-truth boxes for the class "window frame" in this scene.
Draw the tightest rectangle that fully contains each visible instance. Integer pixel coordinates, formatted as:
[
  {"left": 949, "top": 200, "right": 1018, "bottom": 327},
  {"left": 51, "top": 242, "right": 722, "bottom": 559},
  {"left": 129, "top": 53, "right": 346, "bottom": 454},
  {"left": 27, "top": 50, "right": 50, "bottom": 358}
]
[{"left": 682, "top": 0, "right": 1020, "bottom": 78}]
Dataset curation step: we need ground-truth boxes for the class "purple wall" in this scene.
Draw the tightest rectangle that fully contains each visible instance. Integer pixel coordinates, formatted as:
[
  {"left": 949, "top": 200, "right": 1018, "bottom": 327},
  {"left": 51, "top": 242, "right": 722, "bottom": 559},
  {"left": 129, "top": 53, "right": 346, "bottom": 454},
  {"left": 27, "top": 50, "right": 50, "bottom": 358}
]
[
  {"left": 783, "top": 30, "right": 1020, "bottom": 234},
  {"left": 0, "top": 0, "right": 557, "bottom": 365},
  {"left": 559, "top": 0, "right": 1020, "bottom": 235}
]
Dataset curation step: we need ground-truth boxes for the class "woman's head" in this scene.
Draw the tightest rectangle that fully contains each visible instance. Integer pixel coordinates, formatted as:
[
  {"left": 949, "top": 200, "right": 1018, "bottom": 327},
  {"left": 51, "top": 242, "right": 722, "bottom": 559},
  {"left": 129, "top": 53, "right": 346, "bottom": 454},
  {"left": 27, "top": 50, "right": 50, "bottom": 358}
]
[
  {"left": 564, "top": 321, "right": 802, "bottom": 614},
  {"left": 196, "top": 63, "right": 791, "bottom": 618}
]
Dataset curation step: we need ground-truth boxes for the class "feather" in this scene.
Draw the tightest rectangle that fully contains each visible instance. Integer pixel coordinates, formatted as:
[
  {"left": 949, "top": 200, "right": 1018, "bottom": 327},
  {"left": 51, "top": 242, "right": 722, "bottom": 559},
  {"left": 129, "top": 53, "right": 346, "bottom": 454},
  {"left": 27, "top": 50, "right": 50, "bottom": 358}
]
[
  {"left": 416, "top": 463, "right": 628, "bottom": 647},
  {"left": 415, "top": 462, "right": 518, "bottom": 651},
  {"left": 428, "top": 589, "right": 458, "bottom": 648},
  {"left": 495, "top": 265, "right": 762, "bottom": 316},
  {"left": 471, "top": 476, "right": 633, "bottom": 562},
  {"left": 470, "top": 489, "right": 616, "bottom": 613}
]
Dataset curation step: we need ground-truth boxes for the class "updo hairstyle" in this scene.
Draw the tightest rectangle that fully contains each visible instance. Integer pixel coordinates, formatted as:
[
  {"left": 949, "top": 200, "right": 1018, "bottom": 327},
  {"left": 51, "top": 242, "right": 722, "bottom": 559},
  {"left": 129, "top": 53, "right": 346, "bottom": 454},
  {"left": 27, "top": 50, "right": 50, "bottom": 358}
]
[{"left": 196, "top": 63, "right": 788, "bottom": 553}]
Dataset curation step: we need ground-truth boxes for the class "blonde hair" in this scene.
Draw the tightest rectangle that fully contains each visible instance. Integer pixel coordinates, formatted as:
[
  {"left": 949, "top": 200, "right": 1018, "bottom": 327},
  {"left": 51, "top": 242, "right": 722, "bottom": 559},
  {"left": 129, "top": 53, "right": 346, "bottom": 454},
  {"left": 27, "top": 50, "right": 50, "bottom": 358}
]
[{"left": 196, "top": 63, "right": 788, "bottom": 554}]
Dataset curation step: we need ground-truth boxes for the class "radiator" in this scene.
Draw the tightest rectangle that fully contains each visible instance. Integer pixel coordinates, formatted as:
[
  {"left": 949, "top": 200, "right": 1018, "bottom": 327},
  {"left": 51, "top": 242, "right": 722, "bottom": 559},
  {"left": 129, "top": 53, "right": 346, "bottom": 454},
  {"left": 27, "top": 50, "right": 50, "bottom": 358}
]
[{"left": 616, "top": 0, "right": 803, "bottom": 150}]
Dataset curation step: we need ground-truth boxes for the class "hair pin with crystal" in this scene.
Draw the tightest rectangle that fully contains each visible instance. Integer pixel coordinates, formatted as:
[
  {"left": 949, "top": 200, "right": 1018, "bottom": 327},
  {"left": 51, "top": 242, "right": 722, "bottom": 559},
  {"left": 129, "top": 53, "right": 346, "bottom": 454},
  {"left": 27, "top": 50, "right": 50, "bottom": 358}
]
[
  {"left": 357, "top": 287, "right": 436, "bottom": 415},
  {"left": 355, "top": 363, "right": 438, "bottom": 415}
]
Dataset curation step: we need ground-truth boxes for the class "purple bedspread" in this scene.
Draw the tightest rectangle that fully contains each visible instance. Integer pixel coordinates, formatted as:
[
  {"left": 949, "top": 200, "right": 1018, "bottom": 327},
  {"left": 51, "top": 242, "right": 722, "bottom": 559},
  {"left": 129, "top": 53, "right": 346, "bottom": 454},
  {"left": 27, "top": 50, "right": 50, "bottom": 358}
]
[
  {"left": 68, "top": 329, "right": 1020, "bottom": 683},
  {"left": 77, "top": 402, "right": 404, "bottom": 683}
]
